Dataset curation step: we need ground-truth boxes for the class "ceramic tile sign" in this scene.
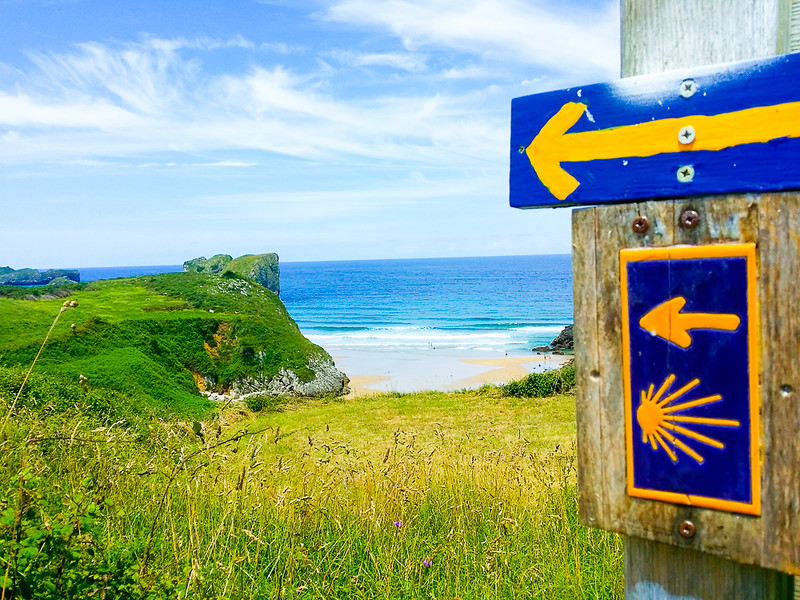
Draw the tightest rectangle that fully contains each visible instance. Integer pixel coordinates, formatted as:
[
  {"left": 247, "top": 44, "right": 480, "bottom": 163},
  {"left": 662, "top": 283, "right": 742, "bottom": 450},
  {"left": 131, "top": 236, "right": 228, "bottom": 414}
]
[
  {"left": 510, "top": 53, "right": 800, "bottom": 208},
  {"left": 620, "top": 244, "right": 760, "bottom": 515}
]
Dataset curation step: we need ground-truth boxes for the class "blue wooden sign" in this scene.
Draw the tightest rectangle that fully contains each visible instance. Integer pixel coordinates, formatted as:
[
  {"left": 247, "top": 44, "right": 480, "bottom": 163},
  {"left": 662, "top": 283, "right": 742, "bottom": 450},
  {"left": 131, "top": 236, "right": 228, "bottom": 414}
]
[
  {"left": 510, "top": 53, "right": 800, "bottom": 208},
  {"left": 620, "top": 244, "right": 760, "bottom": 515}
]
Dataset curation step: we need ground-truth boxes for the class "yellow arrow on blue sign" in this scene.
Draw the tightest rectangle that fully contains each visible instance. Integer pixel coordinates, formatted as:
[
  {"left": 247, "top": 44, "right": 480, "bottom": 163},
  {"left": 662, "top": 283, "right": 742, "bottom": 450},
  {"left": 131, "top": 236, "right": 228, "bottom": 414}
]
[
  {"left": 524, "top": 100, "right": 800, "bottom": 201},
  {"left": 510, "top": 53, "right": 800, "bottom": 208},
  {"left": 638, "top": 296, "right": 740, "bottom": 349}
]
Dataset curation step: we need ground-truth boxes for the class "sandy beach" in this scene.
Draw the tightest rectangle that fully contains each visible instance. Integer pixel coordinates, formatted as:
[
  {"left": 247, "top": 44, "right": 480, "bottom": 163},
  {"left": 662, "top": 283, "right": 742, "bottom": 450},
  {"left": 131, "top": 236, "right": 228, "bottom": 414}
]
[
  {"left": 455, "top": 355, "right": 570, "bottom": 387},
  {"left": 337, "top": 349, "right": 571, "bottom": 397}
]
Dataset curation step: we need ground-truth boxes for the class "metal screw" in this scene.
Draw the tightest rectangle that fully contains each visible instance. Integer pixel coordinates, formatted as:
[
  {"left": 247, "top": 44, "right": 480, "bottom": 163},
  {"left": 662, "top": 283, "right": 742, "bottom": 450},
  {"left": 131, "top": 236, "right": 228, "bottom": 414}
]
[
  {"left": 680, "top": 209, "right": 700, "bottom": 230},
  {"left": 518, "top": 145, "right": 526, "bottom": 154},
  {"left": 631, "top": 215, "right": 649, "bottom": 234},
  {"left": 678, "top": 125, "right": 696, "bottom": 145},
  {"left": 677, "top": 165, "right": 695, "bottom": 183},
  {"left": 679, "top": 520, "right": 697, "bottom": 539},
  {"left": 680, "top": 79, "right": 697, "bottom": 98}
]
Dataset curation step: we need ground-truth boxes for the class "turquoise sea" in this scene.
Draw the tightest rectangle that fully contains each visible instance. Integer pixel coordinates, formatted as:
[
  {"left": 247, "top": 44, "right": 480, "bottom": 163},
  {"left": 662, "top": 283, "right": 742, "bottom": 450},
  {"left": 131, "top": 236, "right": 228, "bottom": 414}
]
[{"left": 280, "top": 254, "right": 572, "bottom": 355}]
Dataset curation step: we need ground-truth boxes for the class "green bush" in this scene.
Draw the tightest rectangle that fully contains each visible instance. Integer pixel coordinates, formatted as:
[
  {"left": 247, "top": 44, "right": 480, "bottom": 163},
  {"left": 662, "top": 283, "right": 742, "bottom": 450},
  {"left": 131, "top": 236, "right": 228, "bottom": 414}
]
[
  {"left": 0, "top": 283, "right": 84, "bottom": 300},
  {"left": 0, "top": 466, "right": 177, "bottom": 599},
  {"left": 243, "top": 393, "right": 286, "bottom": 412},
  {"left": 502, "top": 363, "right": 575, "bottom": 398}
]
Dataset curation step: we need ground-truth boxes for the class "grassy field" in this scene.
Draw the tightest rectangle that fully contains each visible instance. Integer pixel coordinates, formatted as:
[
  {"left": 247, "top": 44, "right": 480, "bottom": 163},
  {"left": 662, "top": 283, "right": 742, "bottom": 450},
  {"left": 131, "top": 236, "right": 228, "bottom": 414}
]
[{"left": 0, "top": 375, "right": 623, "bottom": 599}]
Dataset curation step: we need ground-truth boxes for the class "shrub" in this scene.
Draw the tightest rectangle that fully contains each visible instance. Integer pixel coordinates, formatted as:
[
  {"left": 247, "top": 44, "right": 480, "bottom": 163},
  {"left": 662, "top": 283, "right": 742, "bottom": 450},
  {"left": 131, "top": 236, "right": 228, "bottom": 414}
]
[
  {"left": 502, "top": 363, "right": 575, "bottom": 398},
  {"left": 243, "top": 393, "right": 286, "bottom": 412}
]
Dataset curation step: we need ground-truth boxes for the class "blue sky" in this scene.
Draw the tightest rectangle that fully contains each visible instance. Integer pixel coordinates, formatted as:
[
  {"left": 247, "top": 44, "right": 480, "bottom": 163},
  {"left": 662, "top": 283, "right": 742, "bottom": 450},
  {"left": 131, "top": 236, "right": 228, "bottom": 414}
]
[{"left": 1, "top": 0, "right": 619, "bottom": 268}]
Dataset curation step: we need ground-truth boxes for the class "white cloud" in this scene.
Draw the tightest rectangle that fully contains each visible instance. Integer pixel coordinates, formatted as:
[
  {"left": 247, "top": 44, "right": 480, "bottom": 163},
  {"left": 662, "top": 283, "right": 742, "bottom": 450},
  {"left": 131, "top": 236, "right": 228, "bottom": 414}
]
[
  {"left": 26, "top": 40, "right": 194, "bottom": 116},
  {"left": 62, "top": 159, "right": 259, "bottom": 168},
  {"left": 0, "top": 92, "right": 139, "bottom": 127},
  {"left": 0, "top": 0, "right": 620, "bottom": 171},
  {"left": 188, "top": 160, "right": 259, "bottom": 167},
  {"left": 324, "top": 0, "right": 619, "bottom": 75},
  {"left": 328, "top": 49, "right": 428, "bottom": 71},
  {"left": 151, "top": 35, "right": 299, "bottom": 54},
  {"left": 441, "top": 65, "right": 493, "bottom": 79}
]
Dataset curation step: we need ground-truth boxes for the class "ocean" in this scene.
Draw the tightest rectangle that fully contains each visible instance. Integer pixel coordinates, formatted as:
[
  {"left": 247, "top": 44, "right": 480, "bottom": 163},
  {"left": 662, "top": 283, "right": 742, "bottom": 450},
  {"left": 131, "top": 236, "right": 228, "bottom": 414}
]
[
  {"left": 280, "top": 254, "right": 572, "bottom": 356},
  {"left": 79, "top": 265, "right": 185, "bottom": 282},
  {"left": 77, "top": 255, "right": 573, "bottom": 392}
]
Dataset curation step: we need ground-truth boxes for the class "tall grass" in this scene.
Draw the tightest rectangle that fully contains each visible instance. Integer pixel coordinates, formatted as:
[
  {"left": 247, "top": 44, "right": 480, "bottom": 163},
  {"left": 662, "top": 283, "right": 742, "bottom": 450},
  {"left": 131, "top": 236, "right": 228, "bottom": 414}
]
[{"left": 1, "top": 389, "right": 622, "bottom": 599}]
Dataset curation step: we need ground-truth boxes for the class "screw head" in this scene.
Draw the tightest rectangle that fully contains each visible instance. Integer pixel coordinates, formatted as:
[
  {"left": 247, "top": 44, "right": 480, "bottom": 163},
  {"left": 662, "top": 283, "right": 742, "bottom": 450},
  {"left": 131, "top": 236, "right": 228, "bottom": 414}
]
[
  {"left": 678, "top": 125, "right": 696, "bottom": 145},
  {"left": 679, "top": 79, "right": 697, "bottom": 98},
  {"left": 677, "top": 165, "right": 695, "bottom": 183},
  {"left": 679, "top": 520, "right": 697, "bottom": 539},
  {"left": 680, "top": 209, "right": 700, "bottom": 230},
  {"left": 631, "top": 215, "right": 649, "bottom": 234},
  {"left": 518, "top": 145, "right": 526, "bottom": 154}
]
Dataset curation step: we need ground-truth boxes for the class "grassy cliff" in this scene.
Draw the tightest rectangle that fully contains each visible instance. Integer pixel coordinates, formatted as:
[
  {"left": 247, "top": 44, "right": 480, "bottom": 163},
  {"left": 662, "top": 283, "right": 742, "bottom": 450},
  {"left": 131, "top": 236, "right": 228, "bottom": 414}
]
[{"left": 0, "top": 271, "right": 339, "bottom": 418}]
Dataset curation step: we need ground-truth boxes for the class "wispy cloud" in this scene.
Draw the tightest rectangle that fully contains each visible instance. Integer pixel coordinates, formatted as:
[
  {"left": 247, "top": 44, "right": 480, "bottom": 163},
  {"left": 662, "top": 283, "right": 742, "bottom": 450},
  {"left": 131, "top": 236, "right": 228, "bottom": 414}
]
[
  {"left": 328, "top": 49, "right": 428, "bottom": 71},
  {"left": 26, "top": 40, "right": 194, "bottom": 116},
  {"left": 0, "top": 0, "right": 619, "bottom": 172},
  {"left": 0, "top": 36, "right": 509, "bottom": 167},
  {"left": 63, "top": 159, "right": 258, "bottom": 168},
  {"left": 0, "top": 92, "right": 138, "bottom": 127},
  {"left": 190, "top": 160, "right": 258, "bottom": 167},
  {"left": 324, "top": 0, "right": 618, "bottom": 75},
  {"left": 441, "top": 65, "right": 493, "bottom": 79}
]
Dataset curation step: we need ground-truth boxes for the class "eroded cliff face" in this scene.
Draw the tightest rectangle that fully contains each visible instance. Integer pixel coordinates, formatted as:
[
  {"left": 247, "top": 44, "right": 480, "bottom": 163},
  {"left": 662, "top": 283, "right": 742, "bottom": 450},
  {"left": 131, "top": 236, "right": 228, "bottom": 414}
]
[
  {"left": 227, "top": 356, "right": 348, "bottom": 400},
  {"left": 225, "top": 254, "right": 280, "bottom": 296},
  {"left": 183, "top": 253, "right": 280, "bottom": 295},
  {"left": 194, "top": 318, "right": 349, "bottom": 400}
]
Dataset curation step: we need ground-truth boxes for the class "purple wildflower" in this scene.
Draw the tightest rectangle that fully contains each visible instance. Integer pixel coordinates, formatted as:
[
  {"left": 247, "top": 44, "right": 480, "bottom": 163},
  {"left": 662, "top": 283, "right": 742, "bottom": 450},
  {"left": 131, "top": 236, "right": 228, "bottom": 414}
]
[
  {"left": 393, "top": 520, "right": 402, "bottom": 527},
  {"left": 422, "top": 558, "right": 432, "bottom": 568}
]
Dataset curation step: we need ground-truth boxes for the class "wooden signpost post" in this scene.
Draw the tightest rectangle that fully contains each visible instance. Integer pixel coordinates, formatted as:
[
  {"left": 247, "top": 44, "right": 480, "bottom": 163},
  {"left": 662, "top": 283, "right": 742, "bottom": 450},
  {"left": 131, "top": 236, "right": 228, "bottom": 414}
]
[{"left": 511, "top": 1, "right": 800, "bottom": 597}]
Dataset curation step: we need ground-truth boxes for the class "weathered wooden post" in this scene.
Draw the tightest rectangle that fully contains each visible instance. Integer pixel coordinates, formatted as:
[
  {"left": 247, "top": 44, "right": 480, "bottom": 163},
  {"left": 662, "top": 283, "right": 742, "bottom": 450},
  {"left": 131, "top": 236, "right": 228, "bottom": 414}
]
[{"left": 510, "top": 1, "right": 800, "bottom": 597}]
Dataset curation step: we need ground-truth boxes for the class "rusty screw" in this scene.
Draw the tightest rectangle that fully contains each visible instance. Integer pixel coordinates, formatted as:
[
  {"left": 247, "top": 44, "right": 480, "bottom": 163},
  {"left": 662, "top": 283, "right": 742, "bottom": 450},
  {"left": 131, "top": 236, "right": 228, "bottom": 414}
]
[
  {"left": 679, "top": 520, "right": 697, "bottom": 539},
  {"left": 631, "top": 215, "right": 649, "bottom": 234},
  {"left": 679, "top": 209, "right": 700, "bottom": 230}
]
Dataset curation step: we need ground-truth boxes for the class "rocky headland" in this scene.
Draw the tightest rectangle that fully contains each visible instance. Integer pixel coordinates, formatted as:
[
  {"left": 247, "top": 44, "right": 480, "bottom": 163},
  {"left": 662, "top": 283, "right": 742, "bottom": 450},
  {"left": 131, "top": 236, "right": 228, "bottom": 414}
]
[
  {"left": 0, "top": 266, "right": 80, "bottom": 286},
  {"left": 184, "top": 253, "right": 280, "bottom": 295},
  {"left": 180, "top": 252, "right": 347, "bottom": 399},
  {"left": 533, "top": 324, "right": 574, "bottom": 354}
]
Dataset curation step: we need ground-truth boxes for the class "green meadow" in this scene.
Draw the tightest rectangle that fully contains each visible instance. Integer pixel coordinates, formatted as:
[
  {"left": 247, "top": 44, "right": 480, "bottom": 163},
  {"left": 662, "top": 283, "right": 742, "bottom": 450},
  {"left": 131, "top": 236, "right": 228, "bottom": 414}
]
[{"left": 1, "top": 376, "right": 622, "bottom": 599}]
